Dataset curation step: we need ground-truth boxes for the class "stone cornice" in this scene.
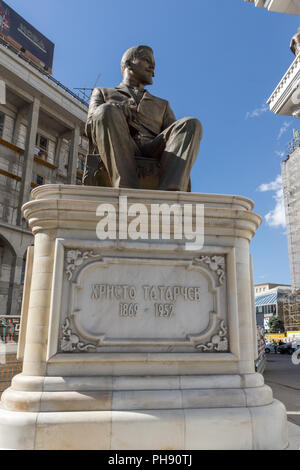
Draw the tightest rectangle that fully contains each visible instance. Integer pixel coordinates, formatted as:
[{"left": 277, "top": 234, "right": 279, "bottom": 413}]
[
  {"left": 22, "top": 185, "right": 261, "bottom": 242},
  {"left": 29, "top": 185, "right": 256, "bottom": 211},
  {"left": 267, "top": 55, "right": 300, "bottom": 114}
]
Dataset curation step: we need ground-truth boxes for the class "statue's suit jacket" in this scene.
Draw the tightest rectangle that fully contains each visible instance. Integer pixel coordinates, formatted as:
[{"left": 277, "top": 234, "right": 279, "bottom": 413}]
[{"left": 86, "top": 83, "right": 176, "bottom": 141}]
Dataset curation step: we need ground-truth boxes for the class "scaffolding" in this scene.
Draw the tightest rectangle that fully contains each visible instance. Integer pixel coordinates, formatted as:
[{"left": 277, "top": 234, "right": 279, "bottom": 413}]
[
  {"left": 282, "top": 133, "right": 300, "bottom": 292},
  {"left": 281, "top": 132, "right": 300, "bottom": 330},
  {"left": 282, "top": 289, "right": 300, "bottom": 330}
]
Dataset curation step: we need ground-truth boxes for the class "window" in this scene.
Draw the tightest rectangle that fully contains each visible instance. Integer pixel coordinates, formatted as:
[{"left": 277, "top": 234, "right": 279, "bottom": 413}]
[
  {"left": 77, "top": 154, "right": 85, "bottom": 171},
  {"left": 0, "top": 111, "right": 4, "bottom": 138},
  {"left": 32, "top": 172, "right": 44, "bottom": 186},
  {"left": 36, "top": 175, "right": 44, "bottom": 185},
  {"left": 21, "top": 257, "right": 26, "bottom": 284},
  {"left": 35, "top": 134, "right": 48, "bottom": 159},
  {"left": 268, "top": 305, "right": 272, "bottom": 314},
  {"left": 39, "top": 136, "right": 48, "bottom": 151}
]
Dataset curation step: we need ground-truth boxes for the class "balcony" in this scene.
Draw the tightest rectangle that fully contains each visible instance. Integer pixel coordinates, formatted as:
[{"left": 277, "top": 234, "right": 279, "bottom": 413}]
[{"left": 267, "top": 54, "right": 300, "bottom": 116}]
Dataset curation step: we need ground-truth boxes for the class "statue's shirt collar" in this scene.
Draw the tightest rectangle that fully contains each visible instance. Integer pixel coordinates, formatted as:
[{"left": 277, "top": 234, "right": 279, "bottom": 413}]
[{"left": 116, "top": 83, "right": 152, "bottom": 102}]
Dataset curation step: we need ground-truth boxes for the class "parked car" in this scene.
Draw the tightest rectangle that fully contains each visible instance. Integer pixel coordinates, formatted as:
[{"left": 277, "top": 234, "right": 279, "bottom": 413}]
[
  {"left": 265, "top": 343, "right": 276, "bottom": 354},
  {"left": 277, "top": 342, "right": 294, "bottom": 355}
]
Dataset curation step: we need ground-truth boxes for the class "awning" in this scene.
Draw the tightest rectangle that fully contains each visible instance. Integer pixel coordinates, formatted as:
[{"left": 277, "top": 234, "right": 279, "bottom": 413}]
[{"left": 255, "top": 293, "right": 278, "bottom": 306}]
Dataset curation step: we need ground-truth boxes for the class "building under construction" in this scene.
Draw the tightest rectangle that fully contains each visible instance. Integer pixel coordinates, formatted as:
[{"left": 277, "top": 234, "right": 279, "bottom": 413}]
[
  {"left": 0, "top": 9, "right": 88, "bottom": 318},
  {"left": 281, "top": 131, "right": 300, "bottom": 330}
]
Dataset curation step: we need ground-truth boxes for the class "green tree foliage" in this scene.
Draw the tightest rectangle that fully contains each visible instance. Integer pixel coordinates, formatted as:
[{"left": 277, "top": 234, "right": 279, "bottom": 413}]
[{"left": 268, "top": 316, "right": 285, "bottom": 333}]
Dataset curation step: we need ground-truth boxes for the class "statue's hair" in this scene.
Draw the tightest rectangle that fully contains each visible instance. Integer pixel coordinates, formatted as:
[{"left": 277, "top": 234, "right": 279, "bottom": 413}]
[{"left": 121, "top": 45, "right": 153, "bottom": 75}]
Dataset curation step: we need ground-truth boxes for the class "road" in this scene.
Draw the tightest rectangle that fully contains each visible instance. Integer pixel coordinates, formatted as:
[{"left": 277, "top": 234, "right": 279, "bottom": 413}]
[{"left": 264, "top": 352, "right": 300, "bottom": 426}]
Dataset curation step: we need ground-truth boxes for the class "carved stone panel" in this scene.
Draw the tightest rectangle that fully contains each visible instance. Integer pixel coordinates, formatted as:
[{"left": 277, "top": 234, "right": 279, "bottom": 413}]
[{"left": 59, "top": 252, "right": 228, "bottom": 353}]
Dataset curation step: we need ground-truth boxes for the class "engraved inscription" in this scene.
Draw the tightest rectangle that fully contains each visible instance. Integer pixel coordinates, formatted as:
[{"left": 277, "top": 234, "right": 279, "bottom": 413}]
[
  {"left": 143, "top": 285, "right": 201, "bottom": 302},
  {"left": 65, "top": 258, "right": 227, "bottom": 351},
  {"left": 91, "top": 284, "right": 136, "bottom": 301},
  {"left": 91, "top": 283, "right": 200, "bottom": 320},
  {"left": 119, "top": 303, "right": 138, "bottom": 318},
  {"left": 155, "top": 303, "right": 175, "bottom": 319}
]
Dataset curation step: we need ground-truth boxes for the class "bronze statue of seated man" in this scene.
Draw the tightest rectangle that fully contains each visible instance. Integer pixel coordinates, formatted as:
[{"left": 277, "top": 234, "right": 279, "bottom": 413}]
[{"left": 85, "top": 45, "right": 202, "bottom": 191}]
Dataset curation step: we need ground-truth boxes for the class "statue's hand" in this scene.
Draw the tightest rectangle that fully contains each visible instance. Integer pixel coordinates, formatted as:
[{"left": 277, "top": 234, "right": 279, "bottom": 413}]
[{"left": 112, "top": 101, "right": 137, "bottom": 123}]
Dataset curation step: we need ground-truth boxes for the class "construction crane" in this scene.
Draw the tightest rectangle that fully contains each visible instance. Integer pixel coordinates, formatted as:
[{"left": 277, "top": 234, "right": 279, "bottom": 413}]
[{"left": 74, "top": 73, "right": 101, "bottom": 103}]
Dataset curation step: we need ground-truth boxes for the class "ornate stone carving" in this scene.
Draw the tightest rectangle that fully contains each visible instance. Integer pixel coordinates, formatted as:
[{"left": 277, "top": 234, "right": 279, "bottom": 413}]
[
  {"left": 193, "top": 255, "right": 225, "bottom": 285},
  {"left": 60, "top": 317, "right": 96, "bottom": 352},
  {"left": 195, "top": 320, "right": 228, "bottom": 352},
  {"left": 65, "top": 249, "right": 100, "bottom": 280},
  {"left": 268, "top": 53, "right": 300, "bottom": 110}
]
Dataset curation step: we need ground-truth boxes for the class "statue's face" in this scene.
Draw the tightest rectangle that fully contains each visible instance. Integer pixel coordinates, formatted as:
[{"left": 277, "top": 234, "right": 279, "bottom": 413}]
[{"left": 129, "top": 50, "right": 155, "bottom": 86}]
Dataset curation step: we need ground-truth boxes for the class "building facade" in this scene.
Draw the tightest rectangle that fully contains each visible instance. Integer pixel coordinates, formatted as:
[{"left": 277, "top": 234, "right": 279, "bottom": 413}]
[
  {"left": 0, "top": 37, "right": 88, "bottom": 317},
  {"left": 245, "top": 0, "right": 300, "bottom": 329},
  {"left": 254, "top": 282, "right": 290, "bottom": 296},
  {"left": 281, "top": 140, "right": 300, "bottom": 291},
  {"left": 254, "top": 284, "right": 291, "bottom": 330}
]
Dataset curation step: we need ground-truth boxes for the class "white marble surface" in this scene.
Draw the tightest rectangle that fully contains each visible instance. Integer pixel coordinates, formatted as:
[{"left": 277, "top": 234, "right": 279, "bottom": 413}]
[{"left": 0, "top": 186, "right": 289, "bottom": 449}]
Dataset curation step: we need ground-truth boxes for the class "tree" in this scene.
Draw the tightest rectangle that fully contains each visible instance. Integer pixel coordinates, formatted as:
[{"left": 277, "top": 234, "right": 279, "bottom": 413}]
[{"left": 268, "top": 316, "right": 285, "bottom": 333}]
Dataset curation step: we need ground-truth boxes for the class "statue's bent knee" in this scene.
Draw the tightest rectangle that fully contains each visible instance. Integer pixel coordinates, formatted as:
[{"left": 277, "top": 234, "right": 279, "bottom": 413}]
[{"left": 184, "top": 117, "right": 202, "bottom": 134}]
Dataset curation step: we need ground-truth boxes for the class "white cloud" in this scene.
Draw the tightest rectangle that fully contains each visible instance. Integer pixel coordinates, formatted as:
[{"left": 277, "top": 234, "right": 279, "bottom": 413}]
[
  {"left": 258, "top": 175, "right": 282, "bottom": 192},
  {"left": 245, "top": 104, "right": 268, "bottom": 120},
  {"left": 275, "top": 150, "right": 285, "bottom": 158},
  {"left": 258, "top": 175, "right": 286, "bottom": 228},
  {"left": 277, "top": 121, "right": 291, "bottom": 140},
  {"left": 265, "top": 189, "right": 286, "bottom": 228}
]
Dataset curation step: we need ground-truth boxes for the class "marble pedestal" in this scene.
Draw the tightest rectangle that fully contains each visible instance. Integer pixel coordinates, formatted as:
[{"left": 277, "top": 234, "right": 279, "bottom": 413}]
[{"left": 0, "top": 186, "right": 288, "bottom": 450}]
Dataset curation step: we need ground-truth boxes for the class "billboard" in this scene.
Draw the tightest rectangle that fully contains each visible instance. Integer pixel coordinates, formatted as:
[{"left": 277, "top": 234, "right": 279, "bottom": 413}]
[{"left": 0, "top": 1, "right": 54, "bottom": 73}]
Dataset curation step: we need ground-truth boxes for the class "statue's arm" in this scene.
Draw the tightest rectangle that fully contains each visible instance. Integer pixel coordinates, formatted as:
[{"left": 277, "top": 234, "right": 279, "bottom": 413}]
[
  {"left": 85, "top": 88, "right": 105, "bottom": 137},
  {"left": 162, "top": 101, "right": 176, "bottom": 130}
]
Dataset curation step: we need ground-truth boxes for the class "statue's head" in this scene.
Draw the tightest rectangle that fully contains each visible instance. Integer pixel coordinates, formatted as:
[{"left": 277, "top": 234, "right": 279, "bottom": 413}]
[{"left": 121, "top": 45, "right": 155, "bottom": 86}]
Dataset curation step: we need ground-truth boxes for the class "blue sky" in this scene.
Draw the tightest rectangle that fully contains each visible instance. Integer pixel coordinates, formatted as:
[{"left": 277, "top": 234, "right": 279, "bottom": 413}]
[{"left": 6, "top": 0, "right": 300, "bottom": 285}]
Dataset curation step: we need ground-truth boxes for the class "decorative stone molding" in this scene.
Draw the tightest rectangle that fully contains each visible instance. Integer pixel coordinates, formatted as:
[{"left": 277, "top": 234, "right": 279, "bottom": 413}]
[
  {"left": 193, "top": 255, "right": 225, "bottom": 286},
  {"left": 195, "top": 320, "right": 228, "bottom": 352},
  {"left": 22, "top": 186, "right": 261, "bottom": 242},
  {"left": 65, "top": 249, "right": 100, "bottom": 280},
  {"left": 267, "top": 54, "right": 300, "bottom": 114},
  {"left": 60, "top": 317, "right": 96, "bottom": 352},
  {"left": 62, "top": 255, "right": 226, "bottom": 353}
]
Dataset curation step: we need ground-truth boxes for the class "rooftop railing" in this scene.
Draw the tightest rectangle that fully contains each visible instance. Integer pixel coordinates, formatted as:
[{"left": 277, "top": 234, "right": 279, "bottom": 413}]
[{"left": 0, "top": 36, "right": 89, "bottom": 108}]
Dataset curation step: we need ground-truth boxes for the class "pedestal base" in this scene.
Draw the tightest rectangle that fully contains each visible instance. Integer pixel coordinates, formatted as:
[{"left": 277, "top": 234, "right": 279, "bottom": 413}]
[
  {"left": 0, "top": 373, "right": 288, "bottom": 450},
  {"left": 0, "top": 186, "right": 289, "bottom": 450}
]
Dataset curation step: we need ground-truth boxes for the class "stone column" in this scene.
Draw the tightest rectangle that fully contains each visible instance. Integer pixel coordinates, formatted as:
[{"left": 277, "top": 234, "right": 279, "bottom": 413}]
[
  {"left": 54, "top": 136, "right": 62, "bottom": 167},
  {"left": 9, "top": 255, "right": 24, "bottom": 316},
  {"left": 67, "top": 125, "right": 80, "bottom": 184},
  {"left": 235, "top": 238, "right": 255, "bottom": 374},
  {"left": 22, "top": 232, "right": 54, "bottom": 376},
  {"left": 12, "top": 111, "right": 24, "bottom": 147},
  {"left": 16, "top": 97, "right": 40, "bottom": 225},
  {"left": 0, "top": 79, "right": 5, "bottom": 105},
  {"left": 5, "top": 252, "right": 16, "bottom": 316}
]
